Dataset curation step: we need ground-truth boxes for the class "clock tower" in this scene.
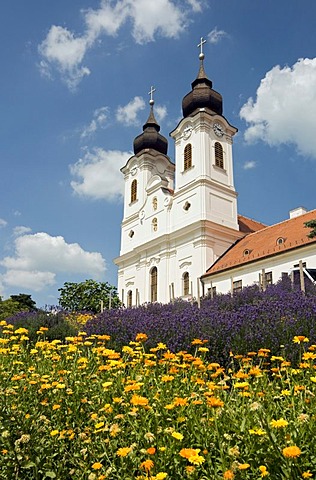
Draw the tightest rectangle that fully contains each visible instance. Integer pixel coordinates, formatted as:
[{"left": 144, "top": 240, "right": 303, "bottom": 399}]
[{"left": 115, "top": 39, "right": 243, "bottom": 305}]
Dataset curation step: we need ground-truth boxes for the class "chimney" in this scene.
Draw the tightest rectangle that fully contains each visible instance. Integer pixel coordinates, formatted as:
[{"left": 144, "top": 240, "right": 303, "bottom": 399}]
[{"left": 289, "top": 207, "right": 308, "bottom": 219}]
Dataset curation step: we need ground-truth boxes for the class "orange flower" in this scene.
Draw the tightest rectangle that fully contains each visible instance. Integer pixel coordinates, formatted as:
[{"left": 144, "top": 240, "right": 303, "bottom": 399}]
[
  {"left": 130, "top": 395, "right": 149, "bottom": 407},
  {"left": 206, "top": 396, "right": 224, "bottom": 408},
  {"left": 135, "top": 333, "right": 148, "bottom": 342},
  {"left": 146, "top": 447, "right": 156, "bottom": 455},
  {"left": 91, "top": 462, "right": 103, "bottom": 470},
  {"left": 223, "top": 470, "right": 235, "bottom": 479},
  {"left": 140, "top": 459, "right": 154, "bottom": 471},
  {"left": 179, "top": 448, "right": 199, "bottom": 459},
  {"left": 282, "top": 446, "right": 301, "bottom": 458}
]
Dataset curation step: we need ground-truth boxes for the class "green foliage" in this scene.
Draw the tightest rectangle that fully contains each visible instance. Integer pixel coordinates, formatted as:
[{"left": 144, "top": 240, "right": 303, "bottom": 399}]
[
  {"left": 304, "top": 219, "right": 316, "bottom": 238},
  {"left": 58, "top": 279, "right": 121, "bottom": 313},
  {"left": 10, "top": 293, "right": 37, "bottom": 311},
  {"left": 0, "top": 298, "right": 22, "bottom": 321}
]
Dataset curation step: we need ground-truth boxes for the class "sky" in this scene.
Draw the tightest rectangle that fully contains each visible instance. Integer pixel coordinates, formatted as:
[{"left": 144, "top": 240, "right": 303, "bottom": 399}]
[{"left": 1, "top": 0, "right": 316, "bottom": 308}]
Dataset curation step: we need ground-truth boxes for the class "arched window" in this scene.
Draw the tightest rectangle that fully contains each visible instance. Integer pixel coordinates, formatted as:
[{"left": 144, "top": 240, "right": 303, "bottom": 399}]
[
  {"left": 131, "top": 179, "right": 137, "bottom": 203},
  {"left": 152, "top": 218, "right": 158, "bottom": 232},
  {"left": 150, "top": 267, "right": 158, "bottom": 302},
  {"left": 127, "top": 290, "right": 132, "bottom": 308},
  {"left": 214, "top": 142, "right": 224, "bottom": 169},
  {"left": 183, "top": 272, "right": 190, "bottom": 296},
  {"left": 184, "top": 143, "right": 192, "bottom": 171}
]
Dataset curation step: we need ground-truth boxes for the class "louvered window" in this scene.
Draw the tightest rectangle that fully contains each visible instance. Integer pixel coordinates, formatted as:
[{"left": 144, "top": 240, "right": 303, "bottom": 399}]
[
  {"left": 150, "top": 267, "right": 158, "bottom": 302},
  {"left": 184, "top": 143, "right": 192, "bottom": 171},
  {"left": 215, "top": 142, "right": 224, "bottom": 169},
  {"left": 127, "top": 290, "right": 132, "bottom": 308},
  {"left": 131, "top": 179, "right": 137, "bottom": 203},
  {"left": 183, "top": 272, "right": 190, "bottom": 296}
]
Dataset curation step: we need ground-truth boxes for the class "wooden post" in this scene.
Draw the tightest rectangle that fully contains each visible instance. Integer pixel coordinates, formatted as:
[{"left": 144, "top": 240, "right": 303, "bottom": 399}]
[
  {"left": 299, "top": 260, "right": 305, "bottom": 293},
  {"left": 261, "top": 268, "right": 266, "bottom": 292},
  {"left": 197, "top": 278, "right": 201, "bottom": 309}
]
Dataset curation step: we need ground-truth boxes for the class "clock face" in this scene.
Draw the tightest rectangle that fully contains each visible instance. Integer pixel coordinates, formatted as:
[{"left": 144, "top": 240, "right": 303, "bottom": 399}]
[{"left": 213, "top": 122, "right": 224, "bottom": 137}]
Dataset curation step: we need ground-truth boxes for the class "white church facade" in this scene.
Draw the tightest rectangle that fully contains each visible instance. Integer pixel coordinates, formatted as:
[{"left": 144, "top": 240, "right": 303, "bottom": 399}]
[{"left": 114, "top": 42, "right": 316, "bottom": 306}]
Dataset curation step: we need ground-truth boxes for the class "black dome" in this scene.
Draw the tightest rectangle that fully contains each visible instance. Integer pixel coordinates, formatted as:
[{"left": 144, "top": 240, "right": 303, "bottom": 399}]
[
  {"left": 133, "top": 106, "right": 168, "bottom": 156},
  {"left": 182, "top": 61, "right": 223, "bottom": 118}
]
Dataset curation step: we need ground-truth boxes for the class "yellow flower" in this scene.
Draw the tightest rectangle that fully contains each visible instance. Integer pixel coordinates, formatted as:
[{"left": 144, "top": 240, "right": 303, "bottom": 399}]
[
  {"left": 52, "top": 404, "right": 61, "bottom": 410},
  {"left": 91, "top": 462, "right": 103, "bottom": 470},
  {"left": 130, "top": 395, "right": 149, "bottom": 407},
  {"left": 302, "top": 471, "right": 313, "bottom": 478},
  {"left": 293, "top": 336, "right": 309, "bottom": 344},
  {"left": 155, "top": 474, "right": 168, "bottom": 480},
  {"left": 238, "top": 463, "right": 250, "bottom": 470},
  {"left": 171, "top": 431, "right": 184, "bottom": 441},
  {"left": 179, "top": 448, "right": 200, "bottom": 459},
  {"left": 259, "top": 465, "right": 269, "bottom": 477},
  {"left": 188, "top": 453, "right": 205, "bottom": 465},
  {"left": 270, "top": 418, "right": 288, "bottom": 428},
  {"left": 50, "top": 430, "right": 59, "bottom": 437},
  {"left": 310, "top": 377, "right": 316, "bottom": 383},
  {"left": 116, "top": 447, "right": 132, "bottom": 457},
  {"left": 249, "top": 428, "right": 266, "bottom": 435},
  {"left": 206, "top": 396, "right": 224, "bottom": 408},
  {"left": 282, "top": 446, "right": 301, "bottom": 458}
]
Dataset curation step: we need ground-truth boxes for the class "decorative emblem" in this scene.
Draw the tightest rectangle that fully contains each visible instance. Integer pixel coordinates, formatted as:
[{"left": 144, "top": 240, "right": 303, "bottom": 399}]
[
  {"left": 130, "top": 166, "right": 137, "bottom": 176},
  {"left": 183, "top": 126, "right": 192, "bottom": 140}
]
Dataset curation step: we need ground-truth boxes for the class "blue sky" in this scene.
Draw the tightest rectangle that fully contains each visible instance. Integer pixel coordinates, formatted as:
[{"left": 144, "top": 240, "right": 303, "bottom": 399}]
[{"left": 1, "top": 0, "right": 316, "bottom": 307}]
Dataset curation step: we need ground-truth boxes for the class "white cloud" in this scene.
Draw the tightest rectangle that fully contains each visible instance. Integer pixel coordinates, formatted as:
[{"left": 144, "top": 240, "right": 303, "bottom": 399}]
[
  {"left": 13, "top": 226, "right": 32, "bottom": 236},
  {"left": 0, "top": 232, "right": 106, "bottom": 292},
  {"left": 240, "top": 58, "right": 316, "bottom": 159},
  {"left": 38, "top": 25, "right": 91, "bottom": 90},
  {"left": 0, "top": 218, "right": 7, "bottom": 228},
  {"left": 243, "top": 160, "right": 257, "bottom": 170},
  {"left": 116, "top": 96, "right": 146, "bottom": 126},
  {"left": 155, "top": 105, "right": 168, "bottom": 123},
  {"left": 208, "top": 27, "right": 228, "bottom": 45},
  {"left": 81, "top": 106, "right": 109, "bottom": 138},
  {"left": 39, "top": 0, "right": 203, "bottom": 88},
  {"left": 70, "top": 148, "right": 127, "bottom": 200}
]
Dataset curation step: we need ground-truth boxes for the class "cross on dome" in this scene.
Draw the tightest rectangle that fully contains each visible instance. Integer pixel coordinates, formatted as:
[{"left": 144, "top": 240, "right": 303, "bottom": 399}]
[
  {"left": 197, "top": 36, "right": 206, "bottom": 61},
  {"left": 148, "top": 86, "right": 156, "bottom": 106}
]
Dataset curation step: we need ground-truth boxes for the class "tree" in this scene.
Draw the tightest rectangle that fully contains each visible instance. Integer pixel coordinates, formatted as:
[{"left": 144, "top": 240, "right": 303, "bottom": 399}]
[
  {"left": 10, "top": 294, "right": 37, "bottom": 311},
  {"left": 304, "top": 220, "right": 316, "bottom": 239},
  {"left": 58, "top": 279, "right": 121, "bottom": 313},
  {"left": 0, "top": 298, "right": 21, "bottom": 321}
]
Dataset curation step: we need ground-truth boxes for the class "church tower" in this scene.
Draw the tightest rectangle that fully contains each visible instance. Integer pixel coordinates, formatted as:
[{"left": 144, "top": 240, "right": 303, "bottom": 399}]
[{"left": 115, "top": 39, "right": 243, "bottom": 305}]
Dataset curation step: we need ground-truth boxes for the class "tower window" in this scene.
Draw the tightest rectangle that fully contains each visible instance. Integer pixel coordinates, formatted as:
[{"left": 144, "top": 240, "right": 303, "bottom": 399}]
[
  {"left": 184, "top": 143, "right": 192, "bottom": 171},
  {"left": 152, "top": 197, "right": 158, "bottom": 211},
  {"left": 127, "top": 290, "right": 132, "bottom": 308},
  {"left": 214, "top": 142, "right": 224, "bottom": 169},
  {"left": 150, "top": 267, "right": 158, "bottom": 302},
  {"left": 233, "top": 280, "right": 242, "bottom": 294},
  {"left": 131, "top": 179, "right": 137, "bottom": 203},
  {"left": 152, "top": 218, "right": 158, "bottom": 232},
  {"left": 183, "top": 272, "right": 190, "bottom": 296}
]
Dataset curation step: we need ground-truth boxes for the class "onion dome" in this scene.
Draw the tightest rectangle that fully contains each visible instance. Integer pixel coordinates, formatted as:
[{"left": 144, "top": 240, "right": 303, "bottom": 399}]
[
  {"left": 182, "top": 40, "right": 223, "bottom": 118},
  {"left": 133, "top": 87, "right": 168, "bottom": 155}
]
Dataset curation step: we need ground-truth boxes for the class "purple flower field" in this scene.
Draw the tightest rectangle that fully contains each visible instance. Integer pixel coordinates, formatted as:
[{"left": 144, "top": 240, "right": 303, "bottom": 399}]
[{"left": 85, "top": 278, "right": 316, "bottom": 365}]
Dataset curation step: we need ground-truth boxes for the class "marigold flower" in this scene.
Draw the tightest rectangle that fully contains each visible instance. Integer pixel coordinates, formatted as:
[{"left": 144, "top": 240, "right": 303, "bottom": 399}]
[
  {"left": 270, "top": 418, "right": 288, "bottom": 428},
  {"left": 302, "top": 471, "right": 313, "bottom": 478},
  {"left": 146, "top": 447, "right": 156, "bottom": 455},
  {"left": 140, "top": 459, "right": 154, "bottom": 471},
  {"left": 179, "top": 448, "right": 199, "bottom": 459},
  {"left": 282, "top": 445, "right": 301, "bottom": 458},
  {"left": 207, "top": 396, "right": 224, "bottom": 408},
  {"left": 238, "top": 463, "right": 250, "bottom": 470},
  {"left": 50, "top": 430, "right": 59, "bottom": 437},
  {"left": 135, "top": 333, "right": 148, "bottom": 343},
  {"left": 188, "top": 453, "right": 205, "bottom": 465},
  {"left": 91, "top": 462, "right": 103, "bottom": 470},
  {"left": 130, "top": 395, "right": 149, "bottom": 407},
  {"left": 249, "top": 428, "right": 266, "bottom": 435},
  {"left": 171, "top": 431, "right": 183, "bottom": 441},
  {"left": 259, "top": 465, "right": 269, "bottom": 477},
  {"left": 155, "top": 474, "right": 168, "bottom": 480},
  {"left": 223, "top": 470, "right": 234, "bottom": 479},
  {"left": 116, "top": 447, "right": 132, "bottom": 457}
]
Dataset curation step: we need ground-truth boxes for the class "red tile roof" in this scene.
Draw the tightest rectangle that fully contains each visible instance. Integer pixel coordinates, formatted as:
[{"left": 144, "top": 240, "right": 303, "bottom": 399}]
[
  {"left": 238, "top": 214, "right": 266, "bottom": 233},
  {"left": 204, "top": 209, "right": 316, "bottom": 277}
]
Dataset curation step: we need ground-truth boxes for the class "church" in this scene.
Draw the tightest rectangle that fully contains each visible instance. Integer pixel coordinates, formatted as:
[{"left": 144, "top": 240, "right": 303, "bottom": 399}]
[{"left": 114, "top": 40, "right": 316, "bottom": 306}]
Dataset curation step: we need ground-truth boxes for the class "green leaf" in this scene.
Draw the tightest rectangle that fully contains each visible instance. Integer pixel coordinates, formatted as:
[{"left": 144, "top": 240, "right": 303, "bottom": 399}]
[
  {"left": 22, "top": 461, "right": 36, "bottom": 469},
  {"left": 44, "top": 472, "right": 57, "bottom": 479}
]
